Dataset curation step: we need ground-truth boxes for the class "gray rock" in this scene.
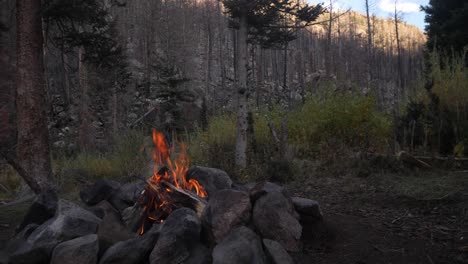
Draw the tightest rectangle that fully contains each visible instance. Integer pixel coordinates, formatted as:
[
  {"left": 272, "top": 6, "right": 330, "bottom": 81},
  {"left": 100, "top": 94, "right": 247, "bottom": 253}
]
[
  {"left": 249, "top": 182, "right": 285, "bottom": 202},
  {"left": 107, "top": 181, "right": 144, "bottom": 212},
  {"left": 121, "top": 204, "right": 145, "bottom": 231},
  {"left": 95, "top": 201, "right": 135, "bottom": 253},
  {"left": 53, "top": 140, "right": 66, "bottom": 148},
  {"left": 253, "top": 192, "right": 302, "bottom": 252},
  {"left": 17, "top": 189, "right": 58, "bottom": 233},
  {"left": 149, "top": 208, "right": 202, "bottom": 264},
  {"left": 50, "top": 234, "right": 99, "bottom": 264},
  {"left": 9, "top": 200, "right": 101, "bottom": 264},
  {"left": 291, "top": 197, "right": 322, "bottom": 219},
  {"left": 202, "top": 190, "right": 251, "bottom": 243},
  {"left": 80, "top": 179, "right": 121, "bottom": 206},
  {"left": 186, "top": 166, "right": 232, "bottom": 196},
  {"left": 262, "top": 239, "right": 294, "bottom": 264},
  {"left": 99, "top": 226, "right": 160, "bottom": 264},
  {"left": 128, "top": 113, "right": 138, "bottom": 120},
  {"left": 212, "top": 227, "right": 265, "bottom": 264}
]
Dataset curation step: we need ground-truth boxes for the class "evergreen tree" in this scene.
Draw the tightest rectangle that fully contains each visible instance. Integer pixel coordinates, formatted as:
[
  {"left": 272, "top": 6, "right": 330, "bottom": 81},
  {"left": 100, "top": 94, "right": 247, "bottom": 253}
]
[
  {"left": 422, "top": 0, "right": 468, "bottom": 55},
  {"left": 222, "top": 0, "right": 324, "bottom": 168}
]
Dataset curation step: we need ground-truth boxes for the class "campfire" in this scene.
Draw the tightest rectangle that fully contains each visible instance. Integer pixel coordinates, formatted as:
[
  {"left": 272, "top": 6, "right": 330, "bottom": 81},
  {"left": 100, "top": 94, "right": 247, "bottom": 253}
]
[
  {"left": 5, "top": 129, "right": 324, "bottom": 264},
  {"left": 137, "top": 129, "right": 208, "bottom": 235}
]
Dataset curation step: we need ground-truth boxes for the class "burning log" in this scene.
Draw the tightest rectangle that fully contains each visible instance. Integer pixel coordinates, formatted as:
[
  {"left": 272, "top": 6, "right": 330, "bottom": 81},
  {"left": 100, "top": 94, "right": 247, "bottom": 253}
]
[
  {"left": 133, "top": 129, "right": 208, "bottom": 235},
  {"left": 143, "top": 179, "right": 207, "bottom": 218}
]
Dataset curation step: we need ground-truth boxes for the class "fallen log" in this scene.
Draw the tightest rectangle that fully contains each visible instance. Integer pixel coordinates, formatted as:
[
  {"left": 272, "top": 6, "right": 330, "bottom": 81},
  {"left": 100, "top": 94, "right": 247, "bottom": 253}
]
[{"left": 397, "top": 151, "right": 432, "bottom": 169}]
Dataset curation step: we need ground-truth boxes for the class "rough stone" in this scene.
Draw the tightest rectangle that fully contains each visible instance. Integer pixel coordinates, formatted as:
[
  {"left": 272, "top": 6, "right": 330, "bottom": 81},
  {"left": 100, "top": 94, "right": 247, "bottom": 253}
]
[
  {"left": 95, "top": 201, "right": 135, "bottom": 253},
  {"left": 9, "top": 200, "right": 101, "bottom": 264},
  {"left": 50, "top": 234, "right": 99, "bottom": 264},
  {"left": 249, "top": 182, "right": 285, "bottom": 202},
  {"left": 99, "top": 225, "right": 160, "bottom": 264},
  {"left": 186, "top": 166, "right": 232, "bottom": 196},
  {"left": 253, "top": 192, "right": 302, "bottom": 252},
  {"left": 80, "top": 180, "right": 121, "bottom": 206},
  {"left": 202, "top": 189, "right": 251, "bottom": 243},
  {"left": 149, "top": 208, "right": 202, "bottom": 264},
  {"left": 291, "top": 197, "right": 322, "bottom": 219},
  {"left": 17, "top": 189, "right": 58, "bottom": 233},
  {"left": 107, "top": 181, "right": 144, "bottom": 212},
  {"left": 262, "top": 239, "right": 294, "bottom": 264},
  {"left": 212, "top": 226, "right": 265, "bottom": 264}
]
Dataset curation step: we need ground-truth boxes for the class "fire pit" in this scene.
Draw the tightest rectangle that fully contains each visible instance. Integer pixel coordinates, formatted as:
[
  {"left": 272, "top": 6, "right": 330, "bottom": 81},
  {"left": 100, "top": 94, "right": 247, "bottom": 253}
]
[
  {"left": 2, "top": 130, "right": 323, "bottom": 264},
  {"left": 136, "top": 129, "right": 208, "bottom": 235}
]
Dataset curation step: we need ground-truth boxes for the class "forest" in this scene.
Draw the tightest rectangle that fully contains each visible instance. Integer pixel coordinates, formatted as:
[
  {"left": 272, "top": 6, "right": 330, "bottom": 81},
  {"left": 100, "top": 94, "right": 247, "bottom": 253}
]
[{"left": 0, "top": 0, "right": 467, "bottom": 263}]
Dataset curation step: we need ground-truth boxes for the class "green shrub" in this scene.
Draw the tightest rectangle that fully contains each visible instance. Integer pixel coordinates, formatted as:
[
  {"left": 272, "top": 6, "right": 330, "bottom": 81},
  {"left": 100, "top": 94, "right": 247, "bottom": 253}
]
[
  {"left": 55, "top": 129, "right": 149, "bottom": 184},
  {"left": 187, "top": 93, "right": 392, "bottom": 182},
  {"left": 290, "top": 94, "right": 392, "bottom": 158}
]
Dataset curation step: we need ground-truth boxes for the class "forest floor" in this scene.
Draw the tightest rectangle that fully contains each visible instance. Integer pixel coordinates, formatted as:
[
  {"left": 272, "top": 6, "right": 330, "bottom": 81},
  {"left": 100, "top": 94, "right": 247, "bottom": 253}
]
[
  {"left": 289, "top": 167, "right": 468, "bottom": 264},
  {"left": 1, "top": 165, "right": 468, "bottom": 263}
]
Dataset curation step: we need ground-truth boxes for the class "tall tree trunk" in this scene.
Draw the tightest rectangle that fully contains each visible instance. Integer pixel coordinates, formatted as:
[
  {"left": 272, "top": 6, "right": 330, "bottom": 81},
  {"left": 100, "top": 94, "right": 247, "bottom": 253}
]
[
  {"left": 365, "top": 0, "right": 373, "bottom": 92},
  {"left": 325, "top": 0, "right": 333, "bottom": 76},
  {"left": 15, "top": 0, "right": 53, "bottom": 193},
  {"left": 394, "top": 1, "right": 404, "bottom": 100},
  {"left": 235, "top": 13, "right": 248, "bottom": 168},
  {"left": 78, "top": 46, "right": 91, "bottom": 149}
]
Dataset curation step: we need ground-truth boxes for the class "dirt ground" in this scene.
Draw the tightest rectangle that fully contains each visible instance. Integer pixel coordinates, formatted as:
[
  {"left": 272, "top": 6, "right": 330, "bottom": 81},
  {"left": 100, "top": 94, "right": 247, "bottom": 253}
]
[{"left": 289, "top": 170, "right": 468, "bottom": 264}]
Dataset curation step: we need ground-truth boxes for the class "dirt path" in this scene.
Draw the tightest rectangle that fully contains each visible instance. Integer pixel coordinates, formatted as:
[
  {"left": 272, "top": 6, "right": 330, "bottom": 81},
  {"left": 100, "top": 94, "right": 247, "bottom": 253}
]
[{"left": 289, "top": 173, "right": 468, "bottom": 264}]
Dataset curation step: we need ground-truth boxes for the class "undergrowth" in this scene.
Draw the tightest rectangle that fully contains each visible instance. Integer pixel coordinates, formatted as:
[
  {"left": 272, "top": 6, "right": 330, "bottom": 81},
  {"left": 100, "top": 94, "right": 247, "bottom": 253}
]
[
  {"left": 54, "top": 129, "right": 149, "bottom": 190},
  {"left": 188, "top": 93, "right": 392, "bottom": 182}
]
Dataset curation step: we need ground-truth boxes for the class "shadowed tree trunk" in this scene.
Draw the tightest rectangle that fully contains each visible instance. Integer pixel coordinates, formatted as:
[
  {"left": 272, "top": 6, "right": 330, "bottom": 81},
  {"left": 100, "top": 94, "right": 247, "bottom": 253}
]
[
  {"left": 235, "top": 13, "right": 248, "bottom": 168},
  {"left": 15, "top": 0, "right": 53, "bottom": 193}
]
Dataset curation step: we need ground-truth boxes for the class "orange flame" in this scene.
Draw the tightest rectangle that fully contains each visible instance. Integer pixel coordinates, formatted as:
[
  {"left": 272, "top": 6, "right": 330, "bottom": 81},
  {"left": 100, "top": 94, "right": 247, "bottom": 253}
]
[{"left": 138, "top": 129, "right": 207, "bottom": 235}]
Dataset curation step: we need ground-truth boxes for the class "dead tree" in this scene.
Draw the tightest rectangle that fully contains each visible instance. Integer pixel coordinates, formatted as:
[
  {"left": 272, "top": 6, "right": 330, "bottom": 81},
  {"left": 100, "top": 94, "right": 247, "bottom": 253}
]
[{"left": 15, "top": 0, "right": 53, "bottom": 193}]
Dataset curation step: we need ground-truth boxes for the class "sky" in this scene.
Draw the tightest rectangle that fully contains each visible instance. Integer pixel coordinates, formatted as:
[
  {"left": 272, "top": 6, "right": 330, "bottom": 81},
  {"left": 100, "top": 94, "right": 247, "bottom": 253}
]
[{"left": 306, "top": 0, "right": 429, "bottom": 31}]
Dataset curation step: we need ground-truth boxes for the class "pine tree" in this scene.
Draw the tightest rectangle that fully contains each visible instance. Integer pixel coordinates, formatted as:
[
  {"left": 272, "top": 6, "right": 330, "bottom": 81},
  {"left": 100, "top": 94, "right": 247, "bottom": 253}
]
[{"left": 422, "top": 0, "right": 468, "bottom": 55}]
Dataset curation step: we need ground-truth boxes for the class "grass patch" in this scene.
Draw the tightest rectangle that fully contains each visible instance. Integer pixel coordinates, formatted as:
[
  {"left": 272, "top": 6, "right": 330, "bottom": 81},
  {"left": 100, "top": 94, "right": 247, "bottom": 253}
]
[
  {"left": 0, "top": 166, "right": 21, "bottom": 199},
  {"left": 54, "top": 129, "right": 150, "bottom": 190}
]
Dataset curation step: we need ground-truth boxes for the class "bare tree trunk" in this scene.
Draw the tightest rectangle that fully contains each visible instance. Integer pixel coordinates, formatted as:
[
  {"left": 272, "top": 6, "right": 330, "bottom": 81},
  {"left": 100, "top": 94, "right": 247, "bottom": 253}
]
[
  {"left": 235, "top": 13, "right": 248, "bottom": 168},
  {"left": 112, "top": 84, "right": 118, "bottom": 133},
  {"left": 15, "top": 0, "right": 53, "bottom": 193},
  {"left": 61, "top": 47, "right": 71, "bottom": 105},
  {"left": 325, "top": 0, "right": 333, "bottom": 76},
  {"left": 78, "top": 46, "right": 91, "bottom": 149},
  {"left": 394, "top": 1, "right": 404, "bottom": 100},
  {"left": 365, "top": 0, "right": 373, "bottom": 91},
  {"left": 205, "top": 11, "right": 213, "bottom": 97}
]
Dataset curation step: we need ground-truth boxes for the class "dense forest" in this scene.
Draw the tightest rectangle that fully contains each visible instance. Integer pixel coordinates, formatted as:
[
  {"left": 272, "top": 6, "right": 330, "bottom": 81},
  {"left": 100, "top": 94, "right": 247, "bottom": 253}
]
[{"left": 0, "top": 0, "right": 468, "bottom": 263}]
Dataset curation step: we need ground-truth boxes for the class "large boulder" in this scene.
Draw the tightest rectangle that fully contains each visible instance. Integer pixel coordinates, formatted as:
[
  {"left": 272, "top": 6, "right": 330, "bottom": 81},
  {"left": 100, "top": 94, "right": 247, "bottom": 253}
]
[
  {"left": 99, "top": 225, "right": 160, "bottom": 264},
  {"left": 16, "top": 189, "right": 58, "bottom": 233},
  {"left": 50, "top": 234, "right": 99, "bottom": 264},
  {"left": 212, "top": 226, "right": 265, "bottom": 264},
  {"left": 149, "top": 208, "right": 204, "bottom": 264},
  {"left": 249, "top": 182, "right": 286, "bottom": 202},
  {"left": 94, "top": 201, "right": 135, "bottom": 254},
  {"left": 252, "top": 192, "right": 302, "bottom": 252},
  {"left": 291, "top": 197, "right": 322, "bottom": 219},
  {"left": 262, "top": 239, "right": 294, "bottom": 264},
  {"left": 107, "top": 181, "right": 145, "bottom": 212},
  {"left": 80, "top": 180, "right": 121, "bottom": 206},
  {"left": 202, "top": 190, "right": 251, "bottom": 243},
  {"left": 186, "top": 166, "right": 232, "bottom": 196},
  {"left": 9, "top": 200, "right": 101, "bottom": 264}
]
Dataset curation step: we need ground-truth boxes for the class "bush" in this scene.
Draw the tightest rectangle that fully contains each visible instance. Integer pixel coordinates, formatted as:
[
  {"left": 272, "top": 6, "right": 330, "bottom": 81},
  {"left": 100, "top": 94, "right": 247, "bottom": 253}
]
[
  {"left": 289, "top": 93, "right": 392, "bottom": 158},
  {"left": 398, "top": 50, "right": 468, "bottom": 155},
  {"left": 187, "top": 93, "right": 392, "bottom": 182},
  {"left": 55, "top": 129, "right": 149, "bottom": 185}
]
